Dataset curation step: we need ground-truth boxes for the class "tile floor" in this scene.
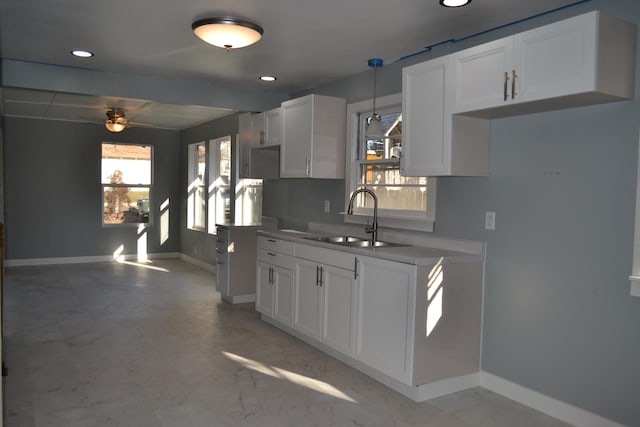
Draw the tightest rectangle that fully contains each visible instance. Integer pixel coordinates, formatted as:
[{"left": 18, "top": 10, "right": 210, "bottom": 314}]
[{"left": 2, "top": 259, "right": 572, "bottom": 427}]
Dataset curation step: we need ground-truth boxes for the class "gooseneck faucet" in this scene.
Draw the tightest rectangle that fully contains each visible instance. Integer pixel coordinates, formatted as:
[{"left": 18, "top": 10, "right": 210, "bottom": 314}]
[{"left": 347, "top": 187, "right": 378, "bottom": 243}]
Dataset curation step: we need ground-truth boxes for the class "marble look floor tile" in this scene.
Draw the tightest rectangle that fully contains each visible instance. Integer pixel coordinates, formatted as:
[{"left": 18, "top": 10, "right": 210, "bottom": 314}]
[{"left": 3, "top": 260, "right": 573, "bottom": 427}]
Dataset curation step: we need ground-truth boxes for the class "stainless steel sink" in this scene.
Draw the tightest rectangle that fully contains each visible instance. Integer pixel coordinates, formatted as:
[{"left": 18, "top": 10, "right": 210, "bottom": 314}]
[
  {"left": 304, "top": 235, "right": 364, "bottom": 244},
  {"left": 347, "top": 240, "right": 407, "bottom": 248},
  {"left": 303, "top": 235, "right": 408, "bottom": 248}
]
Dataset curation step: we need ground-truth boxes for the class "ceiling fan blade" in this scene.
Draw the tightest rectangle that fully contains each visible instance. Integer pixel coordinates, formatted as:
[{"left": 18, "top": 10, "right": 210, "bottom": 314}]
[{"left": 127, "top": 121, "right": 155, "bottom": 128}]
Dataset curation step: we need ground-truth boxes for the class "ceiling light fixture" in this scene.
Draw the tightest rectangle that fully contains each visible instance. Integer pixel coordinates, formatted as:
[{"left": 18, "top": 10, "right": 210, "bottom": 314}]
[
  {"left": 192, "top": 17, "right": 263, "bottom": 50},
  {"left": 71, "top": 50, "right": 94, "bottom": 58},
  {"left": 439, "top": 0, "right": 472, "bottom": 7},
  {"left": 365, "top": 58, "right": 383, "bottom": 140},
  {"left": 105, "top": 109, "right": 128, "bottom": 133},
  {"left": 259, "top": 75, "right": 277, "bottom": 82}
]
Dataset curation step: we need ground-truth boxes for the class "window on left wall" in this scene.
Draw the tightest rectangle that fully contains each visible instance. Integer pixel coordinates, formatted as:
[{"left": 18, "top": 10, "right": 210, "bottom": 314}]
[
  {"left": 101, "top": 143, "right": 152, "bottom": 226},
  {"left": 187, "top": 142, "right": 207, "bottom": 230}
]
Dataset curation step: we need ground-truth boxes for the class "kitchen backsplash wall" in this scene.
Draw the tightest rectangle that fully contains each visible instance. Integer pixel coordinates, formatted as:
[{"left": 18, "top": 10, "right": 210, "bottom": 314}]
[{"left": 262, "top": 178, "right": 344, "bottom": 230}]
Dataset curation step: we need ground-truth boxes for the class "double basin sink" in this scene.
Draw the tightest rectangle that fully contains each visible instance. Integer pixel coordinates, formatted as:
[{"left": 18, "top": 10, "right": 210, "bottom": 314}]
[{"left": 303, "top": 235, "right": 408, "bottom": 248}]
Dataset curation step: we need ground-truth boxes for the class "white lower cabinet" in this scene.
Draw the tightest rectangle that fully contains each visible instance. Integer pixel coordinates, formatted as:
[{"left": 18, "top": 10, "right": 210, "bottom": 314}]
[
  {"left": 256, "top": 260, "right": 295, "bottom": 326},
  {"left": 256, "top": 237, "right": 295, "bottom": 326},
  {"left": 256, "top": 234, "right": 483, "bottom": 399},
  {"left": 354, "top": 255, "right": 416, "bottom": 384},
  {"left": 293, "top": 255, "right": 356, "bottom": 357}
]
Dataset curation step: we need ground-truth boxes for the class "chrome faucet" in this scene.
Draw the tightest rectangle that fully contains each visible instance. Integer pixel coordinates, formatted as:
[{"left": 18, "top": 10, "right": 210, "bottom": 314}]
[{"left": 347, "top": 187, "right": 378, "bottom": 243}]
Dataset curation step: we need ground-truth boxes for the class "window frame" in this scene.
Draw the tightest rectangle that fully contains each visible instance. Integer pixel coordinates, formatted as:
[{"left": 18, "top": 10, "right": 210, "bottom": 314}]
[
  {"left": 187, "top": 141, "right": 207, "bottom": 231},
  {"left": 101, "top": 142, "right": 153, "bottom": 227},
  {"left": 345, "top": 93, "right": 436, "bottom": 232},
  {"left": 207, "top": 136, "right": 232, "bottom": 234}
]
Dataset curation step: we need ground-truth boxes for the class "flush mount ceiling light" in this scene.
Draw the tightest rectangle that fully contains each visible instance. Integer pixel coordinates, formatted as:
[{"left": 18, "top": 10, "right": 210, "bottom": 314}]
[
  {"left": 259, "top": 75, "right": 277, "bottom": 82},
  {"left": 439, "top": 0, "right": 472, "bottom": 7},
  {"left": 365, "top": 58, "right": 384, "bottom": 140},
  {"left": 192, "top": 17, "right": 263, "bottom": 50}
]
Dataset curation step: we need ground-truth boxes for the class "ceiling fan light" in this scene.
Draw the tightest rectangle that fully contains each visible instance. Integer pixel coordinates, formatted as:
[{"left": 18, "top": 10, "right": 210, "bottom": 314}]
[
  {"left": 439, "top": 0, "right": 472, "bottom": 7},
  {"left": 105, "top": 121, "right": 126, "bottom": 133},
  {"left": 192, "top": 17, "right": 263, "bottom": 50}
]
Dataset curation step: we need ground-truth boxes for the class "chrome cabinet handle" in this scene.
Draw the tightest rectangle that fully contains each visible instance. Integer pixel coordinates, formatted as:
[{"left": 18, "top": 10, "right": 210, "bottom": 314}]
[
  {"left": 503, "top": 71, "right": 509, "bottom": 101},
  {"left": 511, "top": 70, "right": 517, "bottom": 99},
  {"left": 354, "top": 257, "right": 359, "bottom": 279},
  {"left": 267, "top": 252, "right": 276, "bottom": 256},
  {"left": 267, "top": 239, "right": 277, "bottom": 243},
  {"left": 305, "top": 158, "right": 310, "bottom": 176},
  {"left": 319, "top": 266, "right": 324, "bottom": 287},
  {"left": 316, "top": 266, "right": 320, "bottom": 286}
]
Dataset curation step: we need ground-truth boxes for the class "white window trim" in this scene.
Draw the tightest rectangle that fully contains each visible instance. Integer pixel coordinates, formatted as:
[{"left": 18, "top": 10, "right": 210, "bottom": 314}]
[
  {"left": 101, "top": 142, "right": 153, "bottom": 227},
  {"left": 187, "top": 142, "right": 206, "bottom": 231},
  {"left": 207, "top": 136, "right": 232, "bottom": 234},
  {"left": 630, "top": 129, "right": 640, "bottom": 297},
  {"left": 345, "top": 93, "right": 436, "bottom": 232}
]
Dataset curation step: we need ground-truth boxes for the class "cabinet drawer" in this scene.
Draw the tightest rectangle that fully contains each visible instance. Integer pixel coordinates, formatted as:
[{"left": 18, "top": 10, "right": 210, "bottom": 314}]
[
  {"left": 257, "top": 236, "right": 295, "bottom": 255},
  {"left": 295, "top": 243, "right": 356, "bottom": 271},
  {"left": 257, "top": 248, "right": 295, "bottom": 270},
  {"left": 216, "top": 228, "right": 230, "bottom": 241}
]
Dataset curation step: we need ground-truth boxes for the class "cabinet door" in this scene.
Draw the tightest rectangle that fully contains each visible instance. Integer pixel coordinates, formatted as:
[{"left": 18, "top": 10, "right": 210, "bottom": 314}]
[
  {"left": 281, "top": 96, "right": 312, "bottom": 178},
  {"left": 273, "top": 267, "right": 294, "bottom": 326},
  {"left": 401, "top": 55, "right": 452, "bottom": 176},
  {"left": 255, "top": 261, "right": 273, "bottom": 316},
  {"left": 216, "top": 260, "right": 229, "bottom": 296},
  {"left": 293, "top": 258, "right": 320, "bottom": 338},
  {"left": 320, "top": 265, "right": 356, "bottom": 357},
  {"left": 452, "top": 36, "right": 513, "bottom": 113},
  {"left": 264, "top": 107, "right": 282, "bottom": 147},
  {"left": 355, "top": 256, "right": 416, "bottom": 384},
  {"left": 513, "top": 12, "right": 596, "bottom": 104}
]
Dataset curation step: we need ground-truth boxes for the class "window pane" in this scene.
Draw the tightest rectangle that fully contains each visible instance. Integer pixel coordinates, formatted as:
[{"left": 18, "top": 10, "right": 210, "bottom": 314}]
[
  {"left": 187, "top": 142, "right": 206, "bottom": 230},
  {"left": 103, "top": 187, "right": 150, "bottom": 224},
  {"left": 358, "top": 164, "right": 427, "bottom": 212},
  {"left": 359, "top": 112, "right": 402, "bottom": 161},
  {"left": 102, "top": 144, "right": 151, "bottom": 185}
]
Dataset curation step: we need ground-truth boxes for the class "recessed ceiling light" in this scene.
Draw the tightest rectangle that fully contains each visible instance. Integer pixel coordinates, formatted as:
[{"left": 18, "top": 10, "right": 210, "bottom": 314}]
[
  {"left": 259, "top": 75, "right": 277, "bottom": 82},
  {"left": 439, "top": 0, "right": 472, "bottom": 7},
  {"left": 71, "top": 50, "right": 94, "bottom": 58}
]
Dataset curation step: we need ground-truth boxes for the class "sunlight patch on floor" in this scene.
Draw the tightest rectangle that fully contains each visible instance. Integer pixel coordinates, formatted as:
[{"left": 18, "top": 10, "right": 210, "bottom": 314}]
[{"left": 222, "top": 351, "right": 358, "bottom": 403}]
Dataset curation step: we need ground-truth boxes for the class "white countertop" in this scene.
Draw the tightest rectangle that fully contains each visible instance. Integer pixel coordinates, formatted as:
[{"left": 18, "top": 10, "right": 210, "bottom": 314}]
[{"left": 257, "top": 229, "right": 483, "bottom": 266}]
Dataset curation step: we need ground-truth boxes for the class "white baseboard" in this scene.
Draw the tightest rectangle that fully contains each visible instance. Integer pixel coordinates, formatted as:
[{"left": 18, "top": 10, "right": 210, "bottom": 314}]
[
  {"left": 178, "top": 253, "right": 216, "bottom": 273},
  {"left": 479, "top": 371, "right": 625, "bottom": 427},
  {"left": 222, "top": 293, "right": 256, "bottom": 304},
  {"left": 5, "top": 252, "right": 181, "bottom": 267}
]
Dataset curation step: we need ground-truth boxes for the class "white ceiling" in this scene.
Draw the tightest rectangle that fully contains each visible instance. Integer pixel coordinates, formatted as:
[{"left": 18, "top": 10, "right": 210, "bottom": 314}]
[{"left": 0, "top": 0, "right": 585, "bottom": 130}]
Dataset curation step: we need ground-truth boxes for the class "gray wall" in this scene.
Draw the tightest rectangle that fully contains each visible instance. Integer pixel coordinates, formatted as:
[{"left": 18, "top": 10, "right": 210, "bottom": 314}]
[
  {"left": 178, "top": 113, "right": 240, "bottom": 264},
  {"left": 273, "top": 1, "right": 640, "bottom": 425},
  {"left": 2, "top": 117, "right": 181, "bottom": 259},
  {"left": 262, "top": 178, "right": 345, "bottom": 230}
]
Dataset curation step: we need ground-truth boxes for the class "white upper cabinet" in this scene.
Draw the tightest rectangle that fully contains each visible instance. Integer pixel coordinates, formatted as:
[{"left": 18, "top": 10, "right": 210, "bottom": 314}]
[
  {"left": 452, "top": 11, "right": 636, "bottom": 116},
  {"left": 402, "top": 56, "right": 490, "bottom": 176},
  {"left": 263, "top": 107, "right": 282, "bottom": 147},
  {"left": 280, "top": 94, "right": 346, "bottom": 178},
  {"left": 452, "top": 36, "right": 513, "bottom": 113}
]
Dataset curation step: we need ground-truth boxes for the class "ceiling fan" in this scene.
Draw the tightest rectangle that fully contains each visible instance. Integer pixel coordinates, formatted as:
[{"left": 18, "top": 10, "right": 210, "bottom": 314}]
[{"left": 104, "top": 108, "right": 153, "bottom": 133}]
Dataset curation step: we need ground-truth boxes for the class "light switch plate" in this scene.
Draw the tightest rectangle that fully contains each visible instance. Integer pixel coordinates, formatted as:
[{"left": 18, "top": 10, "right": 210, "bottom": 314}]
[
  {"left": 485, "top": 211, "right": 496, "bottom": 230},
  {"left": 324, "top": 200, "right": 330, "bottom": 213}
]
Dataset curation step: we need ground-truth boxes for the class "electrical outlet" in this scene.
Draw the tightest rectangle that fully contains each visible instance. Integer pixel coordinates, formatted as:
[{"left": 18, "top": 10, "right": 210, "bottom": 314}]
[
  {"left": 324, "top": 200, "right": 330, "bottom": 213},
  {"left": 485, "top": 211, "right": 496, "bottom": 230}
]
